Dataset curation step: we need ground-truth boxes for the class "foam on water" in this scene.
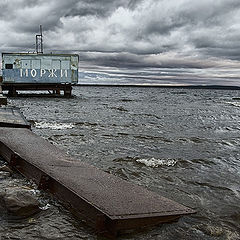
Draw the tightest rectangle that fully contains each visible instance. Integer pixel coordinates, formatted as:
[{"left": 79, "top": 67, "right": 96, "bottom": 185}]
[
  {"left": 39, "top": 203, "right": 51, "bottom": 211},
  {"left": 136, "top": 157, "right": 177, "bottom": 167},
  {"left": 35, "top": 121, "right": 75, "bottom": 130},
  {"left": 227, "top": 102, "right": 240, "bottom": 107}
]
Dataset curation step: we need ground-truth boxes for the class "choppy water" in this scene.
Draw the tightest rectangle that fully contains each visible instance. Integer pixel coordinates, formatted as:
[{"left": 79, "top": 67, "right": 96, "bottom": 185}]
[{"left": 1, "top": 86, "right": 240, "bottom": 240}]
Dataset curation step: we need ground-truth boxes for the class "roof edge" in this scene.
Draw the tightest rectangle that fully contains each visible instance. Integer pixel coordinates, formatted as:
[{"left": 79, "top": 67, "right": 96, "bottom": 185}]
[{"left": 2, "top": 52, "right": 79, "bottom": 57}]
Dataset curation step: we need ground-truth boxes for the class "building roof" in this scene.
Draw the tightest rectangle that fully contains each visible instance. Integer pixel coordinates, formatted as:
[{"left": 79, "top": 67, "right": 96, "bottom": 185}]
[{"left": 2, "top": 52, "right": 79, "bottom": 57}]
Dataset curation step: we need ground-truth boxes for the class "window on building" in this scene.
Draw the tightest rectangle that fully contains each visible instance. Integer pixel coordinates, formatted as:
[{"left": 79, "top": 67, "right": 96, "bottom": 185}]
[
  {"left": 5, "top": 64, "right": 13, "bottom": 69},
  {"left": 21, "top": 60, "right": 31, "bottom": 69},
  {"left": 41, "top": 59, "right": 52, "bottom": 69},
  {"left": 32, "top": 60, "right": 41, "bottom": 69},
  {"left": 52, "top": 60, "right": 61, "bottom": 69},
  {"left": 61, "top": 60, "right": 70, "bottom": 69}
]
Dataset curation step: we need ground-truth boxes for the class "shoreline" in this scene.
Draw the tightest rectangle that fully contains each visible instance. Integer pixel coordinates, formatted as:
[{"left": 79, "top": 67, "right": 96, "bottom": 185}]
[{"left": 74, "top": 84, "right": 240, "bottom": 90}]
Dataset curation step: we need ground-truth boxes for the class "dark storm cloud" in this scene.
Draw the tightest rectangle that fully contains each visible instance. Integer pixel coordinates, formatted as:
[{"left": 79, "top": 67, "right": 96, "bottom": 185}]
[
  {"left": 79, "top": 52, "right": 218, "bottom": 69},
  {"left": 191, "top": 34, "right": 240, "bottom": 61},
  {"left": 65, "top": 0, "right": 143, "bottom": 18},
  {"left": 0, "top": 0, "right": 240, "bottom": 85},
  {"left": 0, "top": 0, "right": 38, "bottom": 19}
]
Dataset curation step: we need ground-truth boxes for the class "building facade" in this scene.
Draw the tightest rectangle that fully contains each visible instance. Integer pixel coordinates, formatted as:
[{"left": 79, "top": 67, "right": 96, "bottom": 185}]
[{"left": 2, "top": 53, "right": 79, "bottom": 84}]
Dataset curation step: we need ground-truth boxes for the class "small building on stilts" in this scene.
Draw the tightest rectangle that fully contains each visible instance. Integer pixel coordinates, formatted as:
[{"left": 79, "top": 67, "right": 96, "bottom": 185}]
[{"left": 1, "top": 26, "right": 79, "bottom": 97}]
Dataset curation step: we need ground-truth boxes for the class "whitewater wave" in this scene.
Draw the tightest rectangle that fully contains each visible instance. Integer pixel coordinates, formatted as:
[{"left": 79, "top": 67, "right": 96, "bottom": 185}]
[
  {"left": 35, "top": 121, "right": 75, "bottom": 130},
  {"left": 39, "top": 203, "right": 51, "bottom": 211},
  {"left": 136, "top": 157, "right": 177, "bottom": 167},
  {"left": 227, "top": 102, "right": 240, "bottom": 107}
]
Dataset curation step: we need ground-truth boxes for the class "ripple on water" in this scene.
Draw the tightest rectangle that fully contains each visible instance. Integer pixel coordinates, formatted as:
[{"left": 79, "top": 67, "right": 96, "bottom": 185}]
[
  {"left": 7, "top": 87, "right": 240, "bottom": 240},
  {"left": 195, "top": 224, "right": 240, "bottom": 240}
]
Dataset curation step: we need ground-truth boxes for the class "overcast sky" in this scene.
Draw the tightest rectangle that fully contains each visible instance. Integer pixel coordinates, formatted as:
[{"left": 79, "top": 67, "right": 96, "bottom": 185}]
[{"left": 1, "top": 0, "right": 240, "bottom": 85}]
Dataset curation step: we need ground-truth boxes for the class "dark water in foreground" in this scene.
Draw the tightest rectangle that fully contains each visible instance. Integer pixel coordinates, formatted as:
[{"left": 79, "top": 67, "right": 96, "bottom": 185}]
[{"left": 1, "top": 86, "right": 240, "bottom": 240}]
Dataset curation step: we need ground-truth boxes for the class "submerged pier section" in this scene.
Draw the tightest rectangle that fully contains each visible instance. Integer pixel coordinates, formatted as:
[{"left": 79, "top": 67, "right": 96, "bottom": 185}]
[
  {"left": 0, "top": 107, "right": 30, "bottom": 128},
  {"left": 0, "top": 107, "right": 195, "bottom": 238}
]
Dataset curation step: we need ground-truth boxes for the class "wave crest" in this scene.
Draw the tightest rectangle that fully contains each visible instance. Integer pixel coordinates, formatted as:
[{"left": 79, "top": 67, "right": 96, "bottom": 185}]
[
  {"left": 136, "top": 158, "right": 177, "bottom": 167},
  {"left": 35, "top": 121, "right": 74, "bottom": 130}
]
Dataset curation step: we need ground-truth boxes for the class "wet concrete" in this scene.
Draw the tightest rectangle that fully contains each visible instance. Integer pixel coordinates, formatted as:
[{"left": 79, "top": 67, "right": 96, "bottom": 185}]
[
  {"left": 0, "top": 126, "right": 195, "bottom": 237},
  {"left": 0, "top": 107, "right": 30, "bottom": 128}
]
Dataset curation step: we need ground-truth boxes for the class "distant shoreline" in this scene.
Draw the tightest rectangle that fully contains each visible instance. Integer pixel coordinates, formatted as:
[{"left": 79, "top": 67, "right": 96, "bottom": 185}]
[{"left": 75, "top": 84, "right": 240, "bottom": 90}]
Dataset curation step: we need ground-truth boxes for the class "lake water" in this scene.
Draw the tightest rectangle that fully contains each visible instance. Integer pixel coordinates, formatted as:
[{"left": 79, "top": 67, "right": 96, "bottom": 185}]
[{"left": 1, "top": 86, "right": 240, "bottom": 240}]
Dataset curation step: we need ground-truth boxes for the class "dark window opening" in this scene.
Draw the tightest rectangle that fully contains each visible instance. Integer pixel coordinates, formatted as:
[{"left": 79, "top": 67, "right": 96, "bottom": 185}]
[{"left": 5, "top": 64, "right": 13, "bottom": 69}]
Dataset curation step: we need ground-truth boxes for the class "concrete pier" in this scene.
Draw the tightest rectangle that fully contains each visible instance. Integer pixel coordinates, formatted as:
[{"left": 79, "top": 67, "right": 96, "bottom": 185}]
[
  {"left": 0, "top": 107, "right": 31, "bottom": 128},
  {"left": 0, "top": 108, "right": 195, "bottom": 238}
]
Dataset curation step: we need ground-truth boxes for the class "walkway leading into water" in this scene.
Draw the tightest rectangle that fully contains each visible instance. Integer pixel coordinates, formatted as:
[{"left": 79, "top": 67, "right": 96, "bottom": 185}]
[
  {"left": 0, "top": 107, "right": 195, "bottom": 238},
  {"left": 0, "top": 107, "right": 30, "bottom": 128}
]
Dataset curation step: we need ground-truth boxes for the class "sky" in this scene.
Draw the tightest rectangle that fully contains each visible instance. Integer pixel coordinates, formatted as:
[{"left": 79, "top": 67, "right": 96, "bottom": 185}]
[{"left": 0, "top": 0, "right": 240, "bottom": 86}]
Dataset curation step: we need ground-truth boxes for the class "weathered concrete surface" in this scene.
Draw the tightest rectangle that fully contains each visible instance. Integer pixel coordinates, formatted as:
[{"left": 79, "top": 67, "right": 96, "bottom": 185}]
[
  {"left": 0, "top": 126, "right": 195, "bottom": 236},
  {"left": 0, "top": 187, "right": 40, "bottom": 217},
  {"left": 0, "top": 107, "right": 30, "bottom": 128}
]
